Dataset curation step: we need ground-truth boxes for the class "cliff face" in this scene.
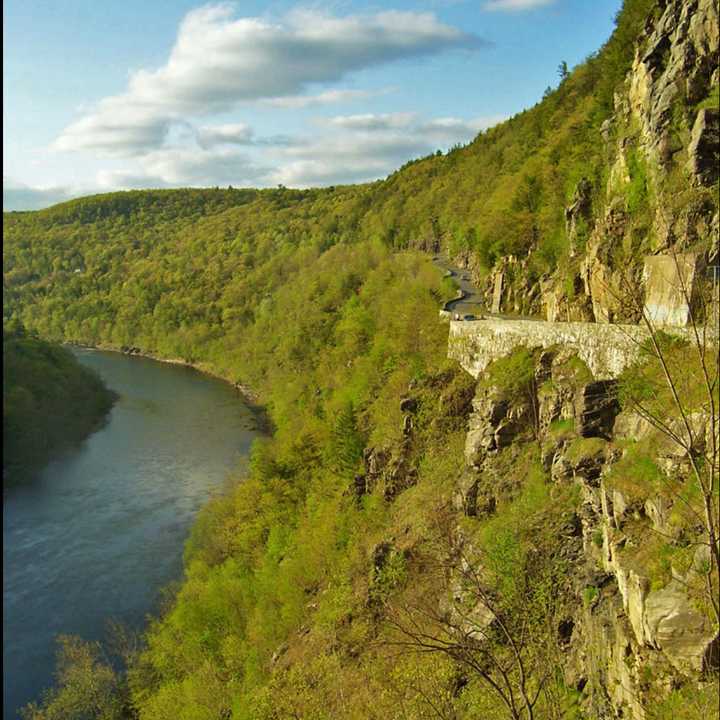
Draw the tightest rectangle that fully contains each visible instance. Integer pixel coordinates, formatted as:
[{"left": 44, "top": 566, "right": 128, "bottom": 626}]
[
  {"left": 445, "top": 14, "right": 720, "bottom": 709},
  {"left": 626, "top": 0, "right": 718, "bottom": 177},
  {"left": 475, "top": 0, "right": 719, "bottom": 329},
  {"left": 455, "top": 345, "right": 718, "bottom": 719},
  {"left": 577, "top": 0, "right": 719, "bottom": 325}
]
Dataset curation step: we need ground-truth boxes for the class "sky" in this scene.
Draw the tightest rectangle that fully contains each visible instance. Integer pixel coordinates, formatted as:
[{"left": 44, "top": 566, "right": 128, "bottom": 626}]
[{"left": 3, "top": 0, "right": 623, "bottom": 210}]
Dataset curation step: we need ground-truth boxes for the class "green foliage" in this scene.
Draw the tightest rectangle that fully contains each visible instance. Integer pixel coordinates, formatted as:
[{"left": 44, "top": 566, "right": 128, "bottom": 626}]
[
  {"left": 646, "top": 679, "right": 720, "bottom": 719},
  {"left": 326, "top": 402, "right": 365, "bottom": 478},
  {"left": 625, "top": 146, "right": 650, "bottom": 213},
  {"left": 473, "top": 452, "right": 568, "bottom": 597},
  {"left": 3, "top": 325, "right": 116, "bottom": 484},
  {"left": 370, "top": 550, "right": 409, "bottom": 601},
  {"left": 695, "top": 83, "right": 719, "bottom": 111},
  {"left": 619, "top": 335, "right": 717, "bottom": 415},
  {"left": 605, "top": 441, "right": 664, "bottom": 502},
  {"left": 548, "top": 417, "right": 575, "bottom": 436},
  {"left": 584, "top": 586, "right": 600, "bottom": 607},
  {"left": 443, "top": 451, "right": 584, "bottom": 718},
  {"left": 481, "top": 347, "right": 536, "bottom": 397},
  {"left": 553, "top": 354, "right": 594, "bottom": 385},
  {"left": 646, "top": 542, "right": 695, "bottom": 591},
  {"left": 20, "top": 636, "right": 125, "bottom": 720},
  {"left": 537, "top": 228, "right": 570, "bottom": 273},
  {"left": 565, "top": 437, "right": 607, "bottom": 465}
]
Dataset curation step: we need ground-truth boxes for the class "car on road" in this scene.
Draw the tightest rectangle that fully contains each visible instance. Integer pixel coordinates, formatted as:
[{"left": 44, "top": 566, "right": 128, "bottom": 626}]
[{"left": 462, "top": 314, "right": 477, "bottom": 321}]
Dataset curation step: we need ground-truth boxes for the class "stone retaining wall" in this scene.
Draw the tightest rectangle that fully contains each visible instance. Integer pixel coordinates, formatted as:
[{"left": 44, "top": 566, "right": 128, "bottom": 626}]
[{"left": 448, "top": 318, "right": 697, "bottom": 379}]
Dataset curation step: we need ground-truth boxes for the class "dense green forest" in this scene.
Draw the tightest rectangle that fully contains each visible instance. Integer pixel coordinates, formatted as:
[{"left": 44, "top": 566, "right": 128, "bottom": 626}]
[
  {"left": 6, "top": 0, "right": 719, "bottom": 717},
  {"left": 3, "top": 0, "right": 676, "bottom": 356},
  {"left": 3, "top": 323, "right": 116, "bottom": 485}
]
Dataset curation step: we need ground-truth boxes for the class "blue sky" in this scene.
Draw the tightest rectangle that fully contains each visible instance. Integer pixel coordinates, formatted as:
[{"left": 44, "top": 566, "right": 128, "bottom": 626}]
[{"left": 3, "top": 0, "right": 623, "bottom": 210}]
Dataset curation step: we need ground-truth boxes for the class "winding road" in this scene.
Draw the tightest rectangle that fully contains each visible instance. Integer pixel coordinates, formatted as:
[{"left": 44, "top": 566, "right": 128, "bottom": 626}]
[
  {"left": 432, "top": 256, "right": 486, "bottom": 317},
  {"left": 433, "top": 255, "right": 714, "bottom": 380}
]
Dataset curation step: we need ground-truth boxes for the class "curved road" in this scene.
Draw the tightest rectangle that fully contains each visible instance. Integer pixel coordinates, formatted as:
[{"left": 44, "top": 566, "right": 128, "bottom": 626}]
[
  {"left": 433, "top": 256, "right": 486, "bottom": 317},
  {"left": 433, "top": 255, "right": 545, "bottom": 322}
]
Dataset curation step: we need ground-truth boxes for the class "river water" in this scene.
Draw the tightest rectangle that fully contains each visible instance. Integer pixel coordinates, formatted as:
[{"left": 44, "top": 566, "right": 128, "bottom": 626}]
[{"left": 3, "top": 349, "right": 261, "bottom": 718}]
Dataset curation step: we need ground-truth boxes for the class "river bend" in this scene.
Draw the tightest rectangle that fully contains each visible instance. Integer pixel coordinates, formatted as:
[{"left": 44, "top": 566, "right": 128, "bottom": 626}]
[{"left": 3, "top": 349, "right": 260, "bottom": 717}]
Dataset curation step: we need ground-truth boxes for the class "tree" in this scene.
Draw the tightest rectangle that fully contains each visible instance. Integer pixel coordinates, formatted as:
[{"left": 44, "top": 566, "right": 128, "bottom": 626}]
[
  {"left": 557, "top": 61, "right": 569, "bottom": 82},
  {"left": 327, "top": 401, "right": 365, "bottom": 478},
  {"left": 384, "top": 539, "right": 570, "bottom": 720},
  {"left": 382, "top": 463, "right": 577, "bottom": 720},
  {"left": 20, "top": 636, "right": 126, "bottom": 720}
]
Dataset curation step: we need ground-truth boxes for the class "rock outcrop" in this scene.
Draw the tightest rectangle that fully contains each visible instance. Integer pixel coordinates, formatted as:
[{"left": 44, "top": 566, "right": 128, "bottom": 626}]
[
  {"left": 628, "top": 0, "right": 719, "bottom": 172},
  {"left": 453, "top": 346, "right": 718, "bottom": 719},
  {"left": 565, "top": 177, "right": 593, "bottom": 258},
  {"left": 574, "top": 380, "right": 619, "bottom": 439},
  {"left": 358, "top": 444, "right": 418, "bottom": 502},
  {"left": 687, "top": 107, "right": 720, "bottom": 186},
  {"left": 528, "top": 0, "right": 720, "bottom": 326},
  {"left": 642, "top": 252, "right": 703, "bottom": 326}
]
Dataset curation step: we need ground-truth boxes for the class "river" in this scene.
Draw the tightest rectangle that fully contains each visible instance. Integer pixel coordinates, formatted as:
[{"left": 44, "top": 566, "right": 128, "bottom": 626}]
[{"left": 3, "top": 349, "right": 262, "bottom": 718}]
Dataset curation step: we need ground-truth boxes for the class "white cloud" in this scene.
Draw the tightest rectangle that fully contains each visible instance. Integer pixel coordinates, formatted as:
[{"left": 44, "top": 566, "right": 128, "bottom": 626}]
[
  {"left": 196, "top": 123, "right": 254, "bottom": 148},
  {"left": 321, "top": 112, "right": 503, "bottom": 138},
  {"left": 5, "top": 104, "right": 505, "bottom": 203},
  {"left": 483, "top": 0, "right": 555, "bottom": 10},
  {"left": 146, "top": 147, "right": 269, "bottom": 185},
  {"left": 324, "top": 112, "right": 417, "bottom": 130},
  {"left": 415, "top": 114, "right": 506, "bottom": 138},
  {"left": 269, "top": 112, "right": 505, "bottom": 186},
  {"left": 94, "top": 171, "right": 164, "bottom": 190},
  {"left": 195, "top": 123, "right": 299, "bottom": 149},
  {"left": 97, "top": 147, "right": 270, "bottom": 188},
  {"left": 319, "top": 112, "right": 504, "bottom": 135},
  {"left": 54, "top": 103, "right": 174, "bottom": 156},
  {"left": 260, "top": 88, "right": 390, "bottom": 109},
  {"left": 87, "top": 110, "right": 504, "bottom": 191},
  {"left": 270, "top": 158, "right": 392, "bottom": 187},
  {"left": 54, "top": 5, "right": 482, "bottom": 156}
]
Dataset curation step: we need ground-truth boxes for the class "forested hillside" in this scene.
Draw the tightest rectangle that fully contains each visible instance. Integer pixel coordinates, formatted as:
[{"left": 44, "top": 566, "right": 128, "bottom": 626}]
[
  {"left": 9, "top": 0, "right": 713, "bottom": 362},
  {"left": 6, "top": 0, "right": 719, "bottom": 718},
  {"left": 3, "top": 324, "right": 116, "bottom": 485}
]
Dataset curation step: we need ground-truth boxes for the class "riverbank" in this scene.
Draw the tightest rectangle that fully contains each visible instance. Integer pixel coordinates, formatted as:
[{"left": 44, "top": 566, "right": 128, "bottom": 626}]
[
  {"left": 4, "top": 333, "right": 119, "bottom": 488},
  {"left": 65, "top": 342, "right": 273, "bottom": 435},
  {"left": 4, "top": 348, "right": 264, "bottom": 717}
]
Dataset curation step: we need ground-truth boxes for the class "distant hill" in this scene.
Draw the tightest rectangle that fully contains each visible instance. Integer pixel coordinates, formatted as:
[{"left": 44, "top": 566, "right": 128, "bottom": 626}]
[{"left": 4, "top": 1, "right": 717, "bottom": 362}]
